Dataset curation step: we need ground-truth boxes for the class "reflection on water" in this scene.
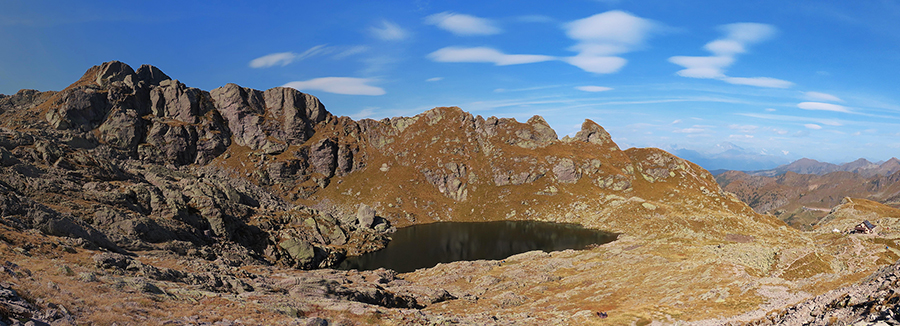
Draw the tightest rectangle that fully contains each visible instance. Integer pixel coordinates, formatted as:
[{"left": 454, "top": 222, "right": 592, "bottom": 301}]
[{"left": 338, "top": 220, "right": 617, "bottom": 273}]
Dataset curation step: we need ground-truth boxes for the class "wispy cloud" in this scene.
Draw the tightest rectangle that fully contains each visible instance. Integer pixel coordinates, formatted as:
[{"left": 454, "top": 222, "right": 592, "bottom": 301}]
[
  {"left": 803, "top": 91, "right": 843, "bottom": 102},
  {"left": 723, "top": 77, "right": 793, "bottom": 88},
  {"left": 332, "top": 46, "right": 368, "bottom": 59},
  {"left": 428, "top": 46, "right": 556, "bottom": 65},
  {"left": 728, "top": 124, "right": 759, "bottom": 133},
  {"left": 737, "top": 113, "right": 844, "bottom": 126},
  {"left": 804, "top": 124, "right": 823, "bottom": 130},
  {"left": 283, "top": 77, "right": 385, "bottom": 96},
  {"left": 575, "top": 86, "right": 613, "bottom": 92},
  {"left": 350, "top": 107, "right": 378, "bottom": 119},
  {"left": 426, "top": 77, "right": 443, "bottom": 82},
  {"left": 669, "top": 23, "right": 793, "bottom": 88},
  {"left": 369, "top": 20, "right": 408, "bottom": 41},
  {"left": 249, "top": 45, "right": 331, "bottom": 68},
  {"left": 425, "top": 12, "right": 501, "bottom": 36},
  {"left": 563, "top": 11, "right": 659, "bottom": 74},
  {"left": 494, "top": 85, "right": 565, "bottom": 93},
  {"left": 797, "top": 101, "right": 851, "bottom": 113},
  {"left": 673, "top": 125, "right": 709, "bottom": 133}
]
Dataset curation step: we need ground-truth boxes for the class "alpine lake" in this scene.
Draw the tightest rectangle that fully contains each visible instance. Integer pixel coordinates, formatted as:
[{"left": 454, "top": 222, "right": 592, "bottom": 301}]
[{"left": 338, "top": 220, "right": 618, "bottom": 273}]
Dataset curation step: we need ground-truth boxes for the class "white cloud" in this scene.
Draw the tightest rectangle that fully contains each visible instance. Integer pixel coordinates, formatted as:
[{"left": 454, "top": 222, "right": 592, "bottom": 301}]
[
  {"left": 369, "top": 20, "right": 408, "bottom": 41},
  {"left": 804, "top": 124, "right": 823, "bottom": 130},
  {"left": 250, "top": 52, "right": 297, "bottom": 68},
  {"left": 425, "top": 12, "right": 501, "bottom": 36},
  {"left": 426, "top": 77, "right": 443, "bottom": 82},
  {"left": 564, "top": 11, "right": 656, "bottom": 49},
  {"left": 575, "top": 86, "right": 613, "bottom": 92},
  {"left": 803, "top": 91, "right": 843, "bottom": 102},
  {"left": 428, "top": 46, "right": 556, "bottom": 65},
  {"left": 667, "top": 55, "right": 733, "bottom": 78},
  {"left": 765, "top": 108, "right": 776, "bottom": 112},
  {"left": 282, "top": 77, "right": 385, "bottom": 96},
  {"left": 704, "top": 40, "right": 745, "bottom": 56},
  {"left": 564, "top": 55, "right": 627, "bottom": 74},
  {"left": 562, "top": 11, "right": 658, "bottom": 74},
  {"left": 332, "top": 46, "right": 368, "bottom": 59},
  {"left": 669, "top": 23, "right": 790, "bottom": 88},
  {"left": 673, "top": 126, "right": 707, "bottom": 133},
  {"left": 350, "top": 107, "right": 378, "bottom": 120},
  {"left": 719, "top": 23, "right": 776, "bottom": 44},
  {"left": 249, "top": 45, "right": 330, "bottom": 68},
  {"left": 723, "top": 77, "right": 794, "bottom": 88},
  {"left": 797, "top": 102, "right": 851, "bottom": 113}
]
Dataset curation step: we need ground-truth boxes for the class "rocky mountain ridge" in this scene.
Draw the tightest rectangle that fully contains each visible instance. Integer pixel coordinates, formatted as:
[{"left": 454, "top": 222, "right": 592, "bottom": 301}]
[
  {"left": 0, "top": 61, "right": 897, "bottom": 325},
  {"left": 739, "top": 157, "right": 900, "bottom": 178},
  {"left": 716, "top": 168, "right": 900, "bottom": 230}
]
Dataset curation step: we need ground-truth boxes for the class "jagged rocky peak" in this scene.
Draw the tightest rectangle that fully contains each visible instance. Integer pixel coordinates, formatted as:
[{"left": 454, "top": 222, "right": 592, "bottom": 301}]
[
  {"left": 35, "top": 60, "right": 337, "bottom": 167},
  {"left": 569, "top": 119, "right": 618, "bottom": 150}
]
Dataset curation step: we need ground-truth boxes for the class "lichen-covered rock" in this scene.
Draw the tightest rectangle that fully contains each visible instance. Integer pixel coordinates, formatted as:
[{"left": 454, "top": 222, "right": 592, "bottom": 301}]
[
  {"left": 95, "top": 60, "right": 136, "bottom": 87},
  {"left": 552, "top": 158, "right": 579, "bottom": 183},
  {"left": 279, "top": 238, "right": 316, "bottom": 268},
  {"left": 357, "top": 204, "right": 376, "bottom": 229},
  {"left": 46, "top": 86, "right": 110, "bottom": 131},
  {"left": 570, "top": 119, "right": 619, "bottom": 150}
]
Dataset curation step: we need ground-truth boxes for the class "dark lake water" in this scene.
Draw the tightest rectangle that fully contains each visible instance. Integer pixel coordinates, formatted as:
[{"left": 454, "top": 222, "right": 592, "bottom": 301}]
[{"left": 337, "top": 220, "right": 617, "bottom": 273}]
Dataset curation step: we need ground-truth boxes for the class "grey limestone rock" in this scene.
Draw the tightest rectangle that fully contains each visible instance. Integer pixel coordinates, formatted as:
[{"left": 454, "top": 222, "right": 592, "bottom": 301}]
[
  {"left": 571, "top": 119, "right": 618, "bottom": 150},
  {"left": 357, "top": 204, "right": 376, "bottom": 229},
  {"left": 134, "top": 64, "right": 171, "bottom": 86},
  {"left": 95, "top": 61, "right": 136, "bottom": 87},
  {"left": 279, "top": 238, "right": 316, "bottom": 268},
  {"left": 210, "top": 83, "right": 269, "bottom": 149},
  {"left": 553, "top": 158, "right": 579, "bottom": 183},
  {"left": 310, "top": 138, "right": 338, "bottom": 177},
  {"left": 46, "top": 86, "right": 109, "bottom": 131}
]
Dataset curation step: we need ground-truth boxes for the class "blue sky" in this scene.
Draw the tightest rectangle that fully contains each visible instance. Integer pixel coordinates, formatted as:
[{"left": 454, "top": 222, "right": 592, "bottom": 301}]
[{"left": 2, "top": 0, "right": 899, "bottom": 167}]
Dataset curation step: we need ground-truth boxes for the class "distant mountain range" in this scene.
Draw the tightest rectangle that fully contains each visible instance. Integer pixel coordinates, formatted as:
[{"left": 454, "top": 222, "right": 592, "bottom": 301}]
[
  {"left": 667, "top": 142, "right": 792, "bottom": 172},
  {"left": 726, "top": 157, "right": 900, "bottom": 177},
  {"left": 714, "top": 157, "right": 900, "bottom": 230}
]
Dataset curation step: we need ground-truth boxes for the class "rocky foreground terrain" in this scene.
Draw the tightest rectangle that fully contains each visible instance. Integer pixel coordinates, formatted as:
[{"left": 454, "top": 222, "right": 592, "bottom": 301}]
[{"left": 0, "top": 61, "right": 899, "bottom": 325}]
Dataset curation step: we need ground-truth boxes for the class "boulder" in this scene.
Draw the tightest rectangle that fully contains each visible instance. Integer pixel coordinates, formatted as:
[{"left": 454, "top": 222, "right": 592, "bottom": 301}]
[
  {"left": 45, "top": 86, "right": 110, "bottom": 131},
  {"left": 553, "top": 158, "right": 579, "bottom": 183},
  {"left": 279, "top": 238, "right": 316, "bottom": 267},
  {"left": 357, "top": 204, "right": 376, "bottom": 228}
]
